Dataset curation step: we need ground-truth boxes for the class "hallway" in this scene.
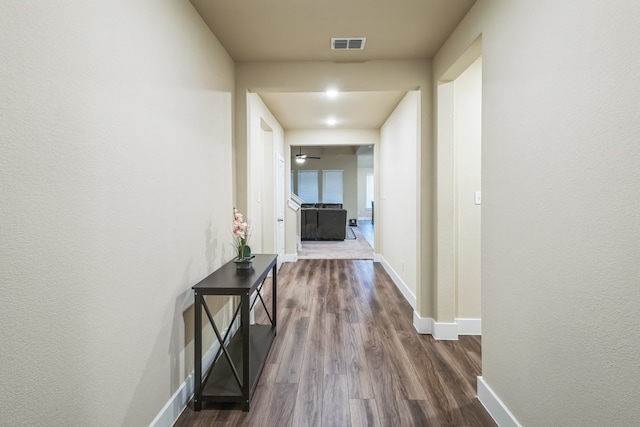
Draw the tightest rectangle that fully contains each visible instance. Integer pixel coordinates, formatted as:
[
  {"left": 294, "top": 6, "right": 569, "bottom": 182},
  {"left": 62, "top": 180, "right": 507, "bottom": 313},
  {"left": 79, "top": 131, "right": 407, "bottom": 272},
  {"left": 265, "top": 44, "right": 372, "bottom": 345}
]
[{"left": 176, "top": 260, "right": 495, "bottom": 426}]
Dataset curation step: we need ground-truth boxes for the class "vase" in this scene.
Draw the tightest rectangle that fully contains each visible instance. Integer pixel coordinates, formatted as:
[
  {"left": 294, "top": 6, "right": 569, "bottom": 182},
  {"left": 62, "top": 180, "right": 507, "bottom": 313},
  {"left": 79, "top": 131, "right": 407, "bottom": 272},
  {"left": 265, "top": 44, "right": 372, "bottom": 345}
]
[{"left": 234, "top": 255, "right": 255, "bottom": 270}]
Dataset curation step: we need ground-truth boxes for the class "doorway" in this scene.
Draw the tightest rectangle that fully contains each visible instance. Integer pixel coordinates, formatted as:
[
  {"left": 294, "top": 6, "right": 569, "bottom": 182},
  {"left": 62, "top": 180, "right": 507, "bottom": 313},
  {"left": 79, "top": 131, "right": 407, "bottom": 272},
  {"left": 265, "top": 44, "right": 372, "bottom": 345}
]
[
  {"left": 290, "top": 144, "right": 375, "bottom": 260},
  {"left": 436, "top": 44, "right": 482, "bottom": 339}
]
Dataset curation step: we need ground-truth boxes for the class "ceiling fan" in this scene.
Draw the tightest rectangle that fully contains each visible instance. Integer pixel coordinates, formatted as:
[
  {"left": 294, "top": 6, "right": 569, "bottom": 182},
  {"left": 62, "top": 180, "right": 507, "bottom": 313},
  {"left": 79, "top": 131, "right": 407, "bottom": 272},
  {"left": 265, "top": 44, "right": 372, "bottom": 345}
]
[{"left": 295, "top": 146, "right": 320, "bottom": 163}]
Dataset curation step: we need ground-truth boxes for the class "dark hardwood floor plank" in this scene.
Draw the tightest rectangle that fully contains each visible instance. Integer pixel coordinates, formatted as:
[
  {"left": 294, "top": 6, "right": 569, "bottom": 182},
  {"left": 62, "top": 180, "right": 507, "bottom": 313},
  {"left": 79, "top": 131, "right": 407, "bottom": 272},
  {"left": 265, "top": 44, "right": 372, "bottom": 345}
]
[
  {"left": 275, "top": 315, "right": 310, "bottom": 384},
  {"left": 260, "top": 383, "right": 298, "bottom": 427},
  {"left": 321, "top": 374, "right": 350, "bottom": 427},
  {"left": 323, "top": 312, "right": 347, "bottom": 375},
  {"left": 349, "top": 399, "right": 381, "bottom": 427},
  {"left": 358, "top": 318, "right": 409, "bottom": 426},
  {"left": 264, "top": 307, "right": 294, "bottom": 365},
  {"left": 402, "top": 399, "right": 439, "bottom": 427},
  {"left": 290, "top": 283, "right": 325, "bottom": 427},
  {"left": 355, "top": 266, "right": 428, "bottom": 402},
  {"left": 345, "top": 322, "right": 374, "bottom": 399},
  {"left": 324, "top": 259, "right": 343, "bottom": 314}
]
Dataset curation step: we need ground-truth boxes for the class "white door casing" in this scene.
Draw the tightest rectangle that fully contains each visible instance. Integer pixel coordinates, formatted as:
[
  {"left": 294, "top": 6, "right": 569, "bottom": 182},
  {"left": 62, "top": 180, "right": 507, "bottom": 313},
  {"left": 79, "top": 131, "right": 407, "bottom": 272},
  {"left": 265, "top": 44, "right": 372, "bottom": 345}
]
[{"left": 276, "top": 154, "right": 285, "bottom": 265}]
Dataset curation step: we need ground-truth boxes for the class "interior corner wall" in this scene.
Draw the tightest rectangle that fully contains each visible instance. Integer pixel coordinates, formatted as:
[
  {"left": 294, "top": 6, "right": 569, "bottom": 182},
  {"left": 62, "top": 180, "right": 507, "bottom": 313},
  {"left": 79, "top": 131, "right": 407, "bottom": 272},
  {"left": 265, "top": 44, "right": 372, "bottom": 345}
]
[
  {"left": 0, "top": 1, "right": 235, "bottom": 425},
  {"left": 454, "top": 57, "right": 482, "bottom": 319},
  {"left": 435, "top": 81, "right": 457, "bottom": 323},
  {"left": 434, "top": 0, "right": 640, "bottom": 425},
  {"left": 380, "top": 91, "right": 421, "bottom": 298}
]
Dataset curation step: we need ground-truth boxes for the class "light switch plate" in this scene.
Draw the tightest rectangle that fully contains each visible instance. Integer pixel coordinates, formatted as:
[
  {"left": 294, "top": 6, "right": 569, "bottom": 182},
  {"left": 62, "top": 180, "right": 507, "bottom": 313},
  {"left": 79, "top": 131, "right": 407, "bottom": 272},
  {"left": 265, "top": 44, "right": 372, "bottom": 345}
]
[{"left": 474, "top": 191, "right": 482, "bottom": 205}]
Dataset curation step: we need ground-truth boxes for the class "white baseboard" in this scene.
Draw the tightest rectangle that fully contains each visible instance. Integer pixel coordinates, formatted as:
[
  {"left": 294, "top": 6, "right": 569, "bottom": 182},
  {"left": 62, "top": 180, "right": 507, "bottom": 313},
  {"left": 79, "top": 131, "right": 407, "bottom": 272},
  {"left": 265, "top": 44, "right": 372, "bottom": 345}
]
[
  {"left": 433, "top": 322, "right": 459, "bottom": 340},
  {"left": 456, "top": 317, "right": 482, "bottom": 335},
  {"left": 357, "top": 216, "right": 372, "bottom": 221},
  {"left": 282, "top": 253, "right": 298, "bottom": 263},
  {"left": 477, "top": 376, "right": 522, "bottom": 427},
  {"left": 413, "top": 311, "right": 434, "bottom": 334},
  {"left": 149, "top": 319, "right": 240, "bottom": 427},
  {"left": 373, "top": 253, "right": 382, "bottom": 263},
  {"left": 377, "top": 255, "right": 416, "bottom": 309},
  {"left": 413, "top": 313, "right": 481, "bottom": 340}
]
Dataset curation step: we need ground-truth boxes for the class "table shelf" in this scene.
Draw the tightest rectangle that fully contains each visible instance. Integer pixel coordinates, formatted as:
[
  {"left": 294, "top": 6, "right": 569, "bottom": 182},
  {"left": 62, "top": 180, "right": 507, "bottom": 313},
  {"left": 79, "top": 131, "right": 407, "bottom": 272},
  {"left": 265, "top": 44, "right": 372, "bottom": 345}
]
[{"left": 200, "top": 324, "right": 275, "bottom": 400}]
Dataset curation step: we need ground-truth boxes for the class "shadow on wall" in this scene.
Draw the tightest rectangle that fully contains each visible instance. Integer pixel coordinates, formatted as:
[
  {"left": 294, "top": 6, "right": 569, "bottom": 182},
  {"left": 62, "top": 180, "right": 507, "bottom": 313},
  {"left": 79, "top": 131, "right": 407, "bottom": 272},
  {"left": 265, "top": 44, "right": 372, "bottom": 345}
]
[{"left": 121, "top": 221, "right": 230, "bottom": 425}]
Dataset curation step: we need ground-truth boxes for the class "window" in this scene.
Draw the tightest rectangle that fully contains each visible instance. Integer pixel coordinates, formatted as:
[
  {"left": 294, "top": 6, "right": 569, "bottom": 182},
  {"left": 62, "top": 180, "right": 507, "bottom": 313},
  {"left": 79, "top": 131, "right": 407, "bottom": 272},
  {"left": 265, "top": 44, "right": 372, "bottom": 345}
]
[
  {"left": 297, "top": 170, "right": 318, "bottom": 203},
  {"left": 290, "top": 171, "right": 294, "bottom": 194},
  {"left": 322, "top": 170, "right": 343, "bottom": 204},
  {"left": 366, "top": 173, "right": 374, "bottom": 209}
]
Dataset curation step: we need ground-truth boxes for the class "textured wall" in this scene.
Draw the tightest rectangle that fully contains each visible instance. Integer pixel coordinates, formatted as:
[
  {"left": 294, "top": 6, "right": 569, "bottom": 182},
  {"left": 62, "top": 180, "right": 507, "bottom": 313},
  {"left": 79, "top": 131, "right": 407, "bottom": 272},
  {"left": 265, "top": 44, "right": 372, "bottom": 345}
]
[
  {"left": 380, "top": 91, "right": 421, "bottom": 296},
  {"left": 435, "top": 0, "right": 640, "bottom": 424},
  {"left": 0, "top": 1, "right": 235, "bottom": 425}
]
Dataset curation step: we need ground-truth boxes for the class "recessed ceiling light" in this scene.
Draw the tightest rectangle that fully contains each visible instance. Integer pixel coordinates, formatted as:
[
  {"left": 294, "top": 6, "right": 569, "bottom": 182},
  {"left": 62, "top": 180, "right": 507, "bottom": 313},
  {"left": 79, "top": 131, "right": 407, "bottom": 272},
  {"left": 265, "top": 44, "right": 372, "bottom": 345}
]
[
  {"left": 326, "top": 89, "right": 338, "bottom": 98},
  {"left": 327, "top": 118, "right": 337, "bottom": 126}
]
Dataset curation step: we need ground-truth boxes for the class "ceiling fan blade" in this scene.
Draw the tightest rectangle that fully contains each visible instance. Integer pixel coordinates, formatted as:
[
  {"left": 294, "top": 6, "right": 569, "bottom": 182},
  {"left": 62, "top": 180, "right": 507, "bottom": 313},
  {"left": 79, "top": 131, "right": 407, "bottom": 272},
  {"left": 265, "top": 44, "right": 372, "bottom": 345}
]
[{"left": 294, "top": 146, "right": 321, "bottom": 160}]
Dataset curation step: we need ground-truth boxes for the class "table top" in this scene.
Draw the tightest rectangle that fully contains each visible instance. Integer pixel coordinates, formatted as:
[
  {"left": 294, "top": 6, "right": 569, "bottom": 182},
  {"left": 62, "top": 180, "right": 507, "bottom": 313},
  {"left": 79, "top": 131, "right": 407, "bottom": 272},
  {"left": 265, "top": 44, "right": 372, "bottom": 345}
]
[{"left": 192, "top": 254, "right": 277, "bottom": 295}]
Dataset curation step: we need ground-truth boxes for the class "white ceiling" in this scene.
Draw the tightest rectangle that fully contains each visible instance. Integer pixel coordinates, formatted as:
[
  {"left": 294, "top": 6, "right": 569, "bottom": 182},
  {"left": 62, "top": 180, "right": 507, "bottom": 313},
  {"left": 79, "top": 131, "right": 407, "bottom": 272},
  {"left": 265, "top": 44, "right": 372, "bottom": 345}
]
[{"left": 191, "top": 0, "right": 476, "bottom": 130}]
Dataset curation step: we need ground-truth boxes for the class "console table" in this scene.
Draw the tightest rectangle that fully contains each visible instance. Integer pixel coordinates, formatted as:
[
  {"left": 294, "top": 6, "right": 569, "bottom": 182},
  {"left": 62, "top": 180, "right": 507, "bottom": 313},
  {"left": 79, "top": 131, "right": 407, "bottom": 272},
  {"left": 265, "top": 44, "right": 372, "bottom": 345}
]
[{"left": 192, "top": 254, "right": 277, "bottom": 411}]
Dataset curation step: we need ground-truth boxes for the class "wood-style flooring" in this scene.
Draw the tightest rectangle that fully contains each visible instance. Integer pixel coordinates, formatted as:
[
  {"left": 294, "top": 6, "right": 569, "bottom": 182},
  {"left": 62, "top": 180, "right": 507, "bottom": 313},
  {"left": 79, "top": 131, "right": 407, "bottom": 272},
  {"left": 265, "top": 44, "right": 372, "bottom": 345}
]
[
  {"left": 356, "top": 220, "right": 374, "bottom": 249},
  {"left": 176, "top": 259, "right": 496, "bottom": 427}
]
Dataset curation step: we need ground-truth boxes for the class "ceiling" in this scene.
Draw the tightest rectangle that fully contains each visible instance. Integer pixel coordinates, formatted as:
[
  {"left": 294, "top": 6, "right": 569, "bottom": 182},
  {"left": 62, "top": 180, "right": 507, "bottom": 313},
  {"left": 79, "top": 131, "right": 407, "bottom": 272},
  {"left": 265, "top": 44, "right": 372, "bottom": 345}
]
[
  {"left": 259, "top": 91, "right": 407, "bottom": 129},
  {"left": 191, "top": 0, "right": 476, "bottom": 130}
]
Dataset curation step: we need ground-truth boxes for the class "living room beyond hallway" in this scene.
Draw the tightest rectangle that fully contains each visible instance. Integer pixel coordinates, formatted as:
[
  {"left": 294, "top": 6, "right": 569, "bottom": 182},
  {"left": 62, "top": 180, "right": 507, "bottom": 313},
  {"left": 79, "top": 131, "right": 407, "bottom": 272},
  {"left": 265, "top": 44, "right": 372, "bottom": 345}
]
[{"left": 298, "top": 221, "right": 374, "bottom": 259}]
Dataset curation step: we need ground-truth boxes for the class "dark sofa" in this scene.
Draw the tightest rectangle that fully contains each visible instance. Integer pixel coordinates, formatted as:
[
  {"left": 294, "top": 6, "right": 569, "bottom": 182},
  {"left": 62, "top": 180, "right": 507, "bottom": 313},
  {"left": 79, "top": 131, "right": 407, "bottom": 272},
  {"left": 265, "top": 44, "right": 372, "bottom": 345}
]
[{"left": 301, "top": 203, "right": 347, "bottom": 240}]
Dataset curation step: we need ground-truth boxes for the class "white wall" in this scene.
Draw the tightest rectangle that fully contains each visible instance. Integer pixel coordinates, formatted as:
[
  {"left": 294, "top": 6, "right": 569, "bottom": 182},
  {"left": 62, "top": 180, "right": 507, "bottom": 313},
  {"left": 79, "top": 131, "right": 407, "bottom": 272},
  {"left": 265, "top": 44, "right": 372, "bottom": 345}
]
[
  {"left": 379, "top": 91, "right": 421, "bottom": 298},
  {"left": 435, "top": 0, "right": 640, "bottom": 425},
  {"left": 0, "top": 1, "right": 235, "bottom": 425},
  {"left": 454, "top": 58, "right": 482, "bottom": 319},
  {"left": 246, "top": 93, "right": 285, "bottom": 255}
]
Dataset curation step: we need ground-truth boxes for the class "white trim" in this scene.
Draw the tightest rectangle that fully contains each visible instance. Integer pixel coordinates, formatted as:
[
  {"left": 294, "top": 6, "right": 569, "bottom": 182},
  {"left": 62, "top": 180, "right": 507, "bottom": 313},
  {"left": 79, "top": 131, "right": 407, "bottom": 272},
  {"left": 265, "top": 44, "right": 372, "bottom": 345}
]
[
  {"left": 149, "top": 319, "right": 240, "bottom": 427},
  {"left": 413, "top": 311, "right": 434, "bottom": 334},
  {"left": 433, "top": 322, "right": 458, "bottom": 340},
  {"left": 357, "top": 216, "right": 372, "bottom": 221},
  {"left": 378, "top": 255, "right": 416, "bottom": 309},
  {"left": 373, "top": 253, "right": 383, "bottom": 263},
  {"left": 477, "top": 376, "right": 522, "bottom": 427},
  {"left": 282, "top": 253, "right": 298, "bottom": 263},
  {"left": 413, "top": 315, "right": 482, "bottom": 339},
  {"left": 288, "top": 199, "right": 300, "bottom": 211},
  {"left": 456, "top": 317, "right": 482, "bottom": 335},
  {"left": 148, "top": 373, "right": 193, "bottom": 427}
]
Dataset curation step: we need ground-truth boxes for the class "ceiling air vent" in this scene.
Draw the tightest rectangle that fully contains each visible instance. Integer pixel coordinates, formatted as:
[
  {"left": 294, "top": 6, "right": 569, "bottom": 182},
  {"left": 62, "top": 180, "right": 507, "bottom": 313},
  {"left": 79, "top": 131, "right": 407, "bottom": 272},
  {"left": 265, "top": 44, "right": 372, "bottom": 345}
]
[{"left": 331, "top": 37, "right": 366, "bottom": 50}]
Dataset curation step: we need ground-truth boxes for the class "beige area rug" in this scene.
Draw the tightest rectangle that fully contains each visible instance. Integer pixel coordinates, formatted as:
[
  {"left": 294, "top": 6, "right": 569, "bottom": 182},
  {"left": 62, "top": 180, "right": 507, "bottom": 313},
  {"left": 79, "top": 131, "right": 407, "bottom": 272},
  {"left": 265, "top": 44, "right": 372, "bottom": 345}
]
[{"left": 297, "top": 227, "right": 373, "bottom": 260}]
